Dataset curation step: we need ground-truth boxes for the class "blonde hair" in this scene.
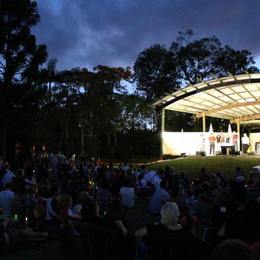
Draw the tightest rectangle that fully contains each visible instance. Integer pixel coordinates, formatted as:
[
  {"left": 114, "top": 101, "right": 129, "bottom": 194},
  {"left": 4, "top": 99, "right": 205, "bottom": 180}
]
[{"left": 160, "top": 202, "right": 180, "bottom": 226}]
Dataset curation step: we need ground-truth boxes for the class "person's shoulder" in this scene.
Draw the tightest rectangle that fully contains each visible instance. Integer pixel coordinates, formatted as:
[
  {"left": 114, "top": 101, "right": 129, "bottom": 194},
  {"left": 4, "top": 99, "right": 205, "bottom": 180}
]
[
  {"left": 146, "top": 222, "right": 164, "bottom": 233},
  {"left": 9, "top": 190, "right": 14, "bottom": 195},
  {"left": 119, "top": 187, "right": 125, "bottom": 193},
  {"left": 161, "top": 188, "right": 170, "bottom": 196},
  {"left": 7, "top": 170, "right": 14, "bottom": 176}
]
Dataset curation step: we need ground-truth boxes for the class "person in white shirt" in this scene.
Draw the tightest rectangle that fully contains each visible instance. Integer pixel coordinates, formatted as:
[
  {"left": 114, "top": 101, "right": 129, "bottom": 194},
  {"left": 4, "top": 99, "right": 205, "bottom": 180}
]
[
  {"left": 144, "top": 170, "right": 161, "bottom": 189},
  {"left": 0, "top": 183, "right": 15, "bottom": 218},
  {"left": 148, "top": 180, "right": 171, "bottom": 215},
  {"left": 119, "top": 179, "right": 135, "bottom": 208},
  {"left": 241, "top": 133, "right": 250, "bottom": 154}
]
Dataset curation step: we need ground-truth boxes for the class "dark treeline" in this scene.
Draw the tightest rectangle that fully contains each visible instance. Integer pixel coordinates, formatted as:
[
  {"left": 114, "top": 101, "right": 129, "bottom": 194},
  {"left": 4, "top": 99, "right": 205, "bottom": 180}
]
[{"left": 0, "top": 1, "right": 258, "bottom": 161}]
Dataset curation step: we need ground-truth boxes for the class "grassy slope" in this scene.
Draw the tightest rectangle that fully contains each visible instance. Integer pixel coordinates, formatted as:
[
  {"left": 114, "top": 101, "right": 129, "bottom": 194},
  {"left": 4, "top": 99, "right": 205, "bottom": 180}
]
[{"left": 147, "top": 155, "right": 260, "bottom": 179}]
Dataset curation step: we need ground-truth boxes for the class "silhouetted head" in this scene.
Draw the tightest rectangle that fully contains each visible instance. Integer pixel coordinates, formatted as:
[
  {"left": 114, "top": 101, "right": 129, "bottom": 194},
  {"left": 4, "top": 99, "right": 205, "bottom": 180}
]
[
  {"left": 212, "top": 239, "right": 254, "bottom": 260},
  {"left": 160, "top": 202, "right": 180, "bottom": 226}
]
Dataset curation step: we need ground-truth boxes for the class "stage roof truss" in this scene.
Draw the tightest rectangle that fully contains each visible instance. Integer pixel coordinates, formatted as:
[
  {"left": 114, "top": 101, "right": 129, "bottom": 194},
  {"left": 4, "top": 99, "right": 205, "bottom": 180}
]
[{"left": 154, "top": 74, "right": 260, "bottom": 124}]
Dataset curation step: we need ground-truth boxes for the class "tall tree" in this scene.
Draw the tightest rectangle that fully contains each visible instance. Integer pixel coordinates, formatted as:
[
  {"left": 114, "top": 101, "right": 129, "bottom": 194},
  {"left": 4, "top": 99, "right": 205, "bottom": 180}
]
[
  {"left": 170, "top": 29, "right": 258, "bottom": 85},
  {"left": 0, "top": 0, "right": 47, "bottom": 157},
  {"left": 134, "top": 44, "right": 179, "bottom": 102}
]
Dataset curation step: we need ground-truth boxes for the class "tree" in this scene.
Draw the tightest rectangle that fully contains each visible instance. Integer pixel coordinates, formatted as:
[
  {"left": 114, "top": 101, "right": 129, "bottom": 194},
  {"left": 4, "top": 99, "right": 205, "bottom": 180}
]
[
  {"left": 80, "top": 66, "right": 131, "bottom": 157},
  {"left": 214, "top": 46, "right": 259, "bottom": 76},
  {"left": 170, "top": 34, "right": 223, "bottom": 85},
  {"left": 0, "top": 0, "right": 47, "bottom": 158},
  {"left": 115, "top": 93, "right": 154, "bottom": 132},
  {"left": 41, "top": 66, "right": 132, "bottom": 157},
  {"left": 170, "top": 30, "right": 258, "bottom": 85},
  {"left": 134, "top": 44, "right": 179, "bottom": 102}
]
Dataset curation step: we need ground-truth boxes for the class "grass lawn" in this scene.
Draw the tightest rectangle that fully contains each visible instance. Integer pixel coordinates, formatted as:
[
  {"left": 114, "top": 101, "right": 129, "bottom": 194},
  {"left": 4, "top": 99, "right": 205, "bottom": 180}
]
[{"left": 147, "top": 155, "right": 260, "bottom": 179}]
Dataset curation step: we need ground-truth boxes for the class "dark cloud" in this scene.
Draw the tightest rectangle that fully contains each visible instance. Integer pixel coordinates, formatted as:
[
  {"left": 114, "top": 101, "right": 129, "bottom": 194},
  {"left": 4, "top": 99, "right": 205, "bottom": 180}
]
[{"left": 33, "top": 0, "right": 260, "bottom": 70}]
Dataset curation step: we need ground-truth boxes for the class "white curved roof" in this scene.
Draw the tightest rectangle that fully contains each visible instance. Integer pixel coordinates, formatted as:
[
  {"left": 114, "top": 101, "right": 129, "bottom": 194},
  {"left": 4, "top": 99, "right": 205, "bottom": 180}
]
[{"left": 153, "top": 73, "right": 260, "bottom": 123}]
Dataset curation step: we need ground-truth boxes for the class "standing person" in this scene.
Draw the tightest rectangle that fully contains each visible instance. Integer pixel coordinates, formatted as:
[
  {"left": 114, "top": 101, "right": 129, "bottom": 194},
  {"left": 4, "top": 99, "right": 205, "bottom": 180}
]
[
  {"left": 148, "top": 181, "right": 171, "bottom": 215},
  {"left": 216, "top": 133, "right": 222, "bottom": 154},
  {"left": 0, "top": 183, "right": 15, "bottom": 219},
  {"left": 209, "top": 133, "right": 216, "bottom": 155},
  {"left": 0, "top": 162, "right": 15, "bottom": 189},
  {"left": 165, "top": 168, "right": 179, "bottom": 194},
  {"left": 119, "top": 179, "right": 135, "bottom": 209},
  {"left": 232, "top": 131, "right": 239, "bottom": 152},
  {"left": 0, "top": 163, "right": 15, "bottom": 189},
  {"left": 96, "top": 180, "right": 112, "bottom": 215},
  {"left": 241, "top": 133, "right": 250, "bottom": 154}
]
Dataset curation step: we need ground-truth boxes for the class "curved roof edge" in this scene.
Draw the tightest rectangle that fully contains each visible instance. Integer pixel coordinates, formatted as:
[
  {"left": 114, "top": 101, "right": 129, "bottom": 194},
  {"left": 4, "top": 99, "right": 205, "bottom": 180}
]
[{"left": 153, "top": 74, "right": 260, "bottom": 109}]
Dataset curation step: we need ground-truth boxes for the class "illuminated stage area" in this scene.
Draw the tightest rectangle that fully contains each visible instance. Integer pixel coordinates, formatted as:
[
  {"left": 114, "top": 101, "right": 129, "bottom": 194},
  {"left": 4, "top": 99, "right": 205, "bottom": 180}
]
[
  {"left": 162, "top": 131, "right": 260, "bottom": 156},
  {"left": 154, "top": 74, "right": 260, "bottom": 156}
]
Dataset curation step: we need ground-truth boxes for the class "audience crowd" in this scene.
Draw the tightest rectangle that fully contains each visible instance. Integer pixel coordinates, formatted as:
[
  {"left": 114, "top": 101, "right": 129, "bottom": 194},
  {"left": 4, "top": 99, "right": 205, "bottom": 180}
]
[{"left": 0, "top": 150, "right": 260, "bottom": 259}]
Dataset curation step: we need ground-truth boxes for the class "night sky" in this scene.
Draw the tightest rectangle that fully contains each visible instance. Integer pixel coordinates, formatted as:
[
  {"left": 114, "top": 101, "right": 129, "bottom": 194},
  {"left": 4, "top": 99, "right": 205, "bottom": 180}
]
[{"left": 33, "top": 0, "right": 260, "bottom": 70}]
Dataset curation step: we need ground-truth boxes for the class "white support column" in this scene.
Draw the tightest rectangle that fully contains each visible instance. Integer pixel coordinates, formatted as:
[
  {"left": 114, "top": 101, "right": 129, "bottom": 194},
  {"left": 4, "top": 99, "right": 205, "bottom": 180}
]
[
  {"left": 236, "top": 118, "right": 240, "bottom": 151},
  {"left": 202, "top": 112, "right": 206, "bottom": 132},
  {"left": 160, "top": 108, "right": 165, "bottom": 158}
]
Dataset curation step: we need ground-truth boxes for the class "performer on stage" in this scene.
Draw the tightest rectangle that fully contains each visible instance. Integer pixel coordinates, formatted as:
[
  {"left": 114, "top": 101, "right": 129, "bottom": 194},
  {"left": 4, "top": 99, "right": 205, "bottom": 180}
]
[
  {"left": 241, "top": 133, "right": 249, "bottom": 154},
  {"left": 232, "top": 131, "right": 239, "bottom": 151},
  {"left": 209, "top": 133, "right": 216, "bottom": 155}
]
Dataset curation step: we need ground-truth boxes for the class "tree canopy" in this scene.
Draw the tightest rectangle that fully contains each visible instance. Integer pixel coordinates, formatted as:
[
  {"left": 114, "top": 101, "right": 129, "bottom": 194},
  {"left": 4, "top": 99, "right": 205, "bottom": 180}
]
[{"left": 134, "top": 30, "right": 258, "bottom": 102}]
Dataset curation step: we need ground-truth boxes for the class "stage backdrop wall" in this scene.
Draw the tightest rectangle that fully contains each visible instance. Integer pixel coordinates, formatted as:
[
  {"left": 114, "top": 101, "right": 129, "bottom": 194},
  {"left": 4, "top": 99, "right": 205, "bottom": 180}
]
[
  {"left": 162, "top": 131, "right": 223, "bottom": 156},
  {"left": 249, "top": 133, "right": 260, "bottom": 154}
]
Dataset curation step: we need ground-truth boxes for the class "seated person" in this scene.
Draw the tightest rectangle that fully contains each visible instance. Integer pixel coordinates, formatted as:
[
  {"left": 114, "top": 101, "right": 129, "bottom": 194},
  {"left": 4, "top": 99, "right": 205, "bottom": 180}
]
[
  {"left": 3, "top": 204, "right": 48, "bottom": 246},
  {"left": 1, "top": 164, "right": 15, "bottom": 189},
  {"left": 28, "top": 204, "right": 47, "bottom": 232},
  {"left": 96, "top": 180, "right": 112, "bottom": 214},
  {"left": 135, "top": 202, "right": 208, "bottom": 260},
  {"left": 73, "top": 191, "right": 90, "bottom": 215},
  {"left": 148, "top": 180, "right": 171, "bottom": 215},
  {"left": 119, "top": 179, "right": 135, "bottom": 209},
  {"left": 75, "top": 198, "right": 135, "bottom": 259},
  {"left": 135, "top": 202, "right": 186, "bottom": 239},
  {"left": 105, "top": 197, "right": 126, "bottom": 223},
  {"left": 0, "top": 183, "right": 15, "bottom": 219},
  {"left": 81, "top": 198, "right": 127, "bottom": 236},
  {"left": 212, "top": 239, "right": 254, "bottom": 260},
  {"left": 136, "top": 175, "right": 147, "bottom": 193},
  {"left": 235, "top": 167, "right": 245, "bottom": 183},
  {"left": 179, "top": 206, "right": 199, "bottom": 234}
]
